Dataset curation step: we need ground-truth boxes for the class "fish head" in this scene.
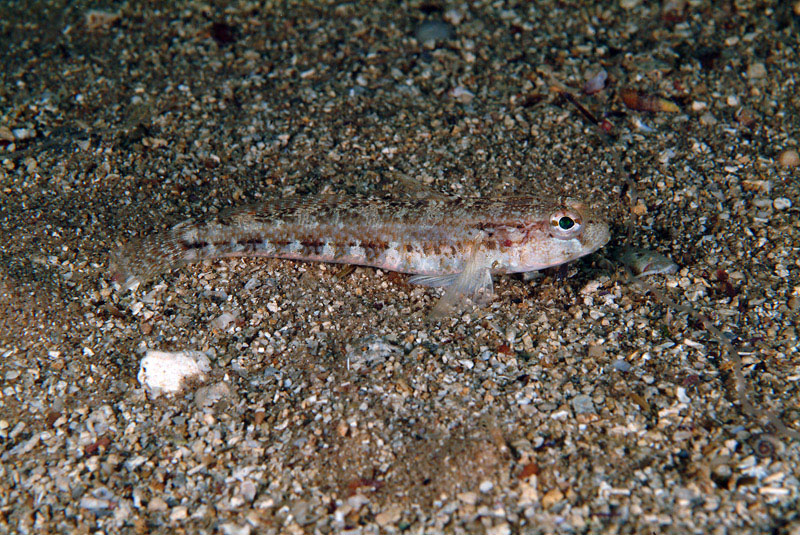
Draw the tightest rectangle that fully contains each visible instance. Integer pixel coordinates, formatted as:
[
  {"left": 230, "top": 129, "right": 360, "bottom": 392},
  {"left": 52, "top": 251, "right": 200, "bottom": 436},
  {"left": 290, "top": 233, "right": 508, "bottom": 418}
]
[{"left": 515, "top": 198, "right": 610, "bottom": 272}]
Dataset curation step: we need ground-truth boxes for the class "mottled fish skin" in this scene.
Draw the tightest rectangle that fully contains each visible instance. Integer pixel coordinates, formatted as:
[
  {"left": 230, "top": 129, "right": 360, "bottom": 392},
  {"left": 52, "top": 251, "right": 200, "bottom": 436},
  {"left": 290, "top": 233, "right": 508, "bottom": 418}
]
[{"left": 111, "top": 193, "right": 610, "bottom": 305}]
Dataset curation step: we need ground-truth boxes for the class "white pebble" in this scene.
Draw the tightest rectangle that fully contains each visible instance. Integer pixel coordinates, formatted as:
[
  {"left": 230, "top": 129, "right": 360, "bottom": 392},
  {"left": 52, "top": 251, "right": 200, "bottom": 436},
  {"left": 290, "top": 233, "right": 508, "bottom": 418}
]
[
  {"left": 12, "top": 128, "right": 35, "bottom": 140},
  {"left": 444, "top": 9, "right": 464, "bottom": 25},
  {"left": 773, "top": 197, "right": 792, "bottom": 210},
  {"left": 210, "top": 311, "right": 237, "bottom": 330},
  {"left": 80, "top": 496, "right": 115, "bottom": 512},
  {"left": 138, "top": 350, "right": 210, "bottom": 395},
  {"left": 5, "top": 370, "right": 20, "bottom": 381},
  {"left": 220, "top": 524, "right": 251, "bottom": 535}
]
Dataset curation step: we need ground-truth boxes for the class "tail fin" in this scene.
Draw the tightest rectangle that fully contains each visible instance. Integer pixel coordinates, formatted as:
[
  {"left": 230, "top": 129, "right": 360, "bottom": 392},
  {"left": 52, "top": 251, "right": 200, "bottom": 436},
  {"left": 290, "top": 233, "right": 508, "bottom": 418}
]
[{"left": 110, "top": 223, "right": 191, "bottom": 289}]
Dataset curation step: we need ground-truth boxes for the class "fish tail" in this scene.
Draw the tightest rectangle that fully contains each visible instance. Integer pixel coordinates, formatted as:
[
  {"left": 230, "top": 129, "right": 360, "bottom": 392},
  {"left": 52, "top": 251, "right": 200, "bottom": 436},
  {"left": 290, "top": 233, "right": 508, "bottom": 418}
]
[{"left": 110, "top": 224, "right": 191, "bottom": 289}]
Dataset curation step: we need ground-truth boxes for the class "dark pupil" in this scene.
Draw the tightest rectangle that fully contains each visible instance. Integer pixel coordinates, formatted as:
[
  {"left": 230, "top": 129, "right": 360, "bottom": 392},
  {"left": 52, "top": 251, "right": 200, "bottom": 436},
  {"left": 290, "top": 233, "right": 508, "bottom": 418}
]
[{"left": 558, "top": 216, "right": 575, "bottom": 230}]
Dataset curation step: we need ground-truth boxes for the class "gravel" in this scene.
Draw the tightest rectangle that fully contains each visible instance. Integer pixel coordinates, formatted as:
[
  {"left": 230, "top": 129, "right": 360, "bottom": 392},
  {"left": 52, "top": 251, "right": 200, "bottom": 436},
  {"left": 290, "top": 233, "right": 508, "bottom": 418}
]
[{"left": 1, "top": 1, "right": 799, "bottom": 533}]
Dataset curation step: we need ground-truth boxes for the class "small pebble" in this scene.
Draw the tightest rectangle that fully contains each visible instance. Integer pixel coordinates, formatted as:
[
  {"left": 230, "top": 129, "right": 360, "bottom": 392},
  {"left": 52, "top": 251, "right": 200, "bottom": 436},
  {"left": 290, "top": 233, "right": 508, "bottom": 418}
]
[
  {"left": 631, "top": 202, "right": 648, "bottom": 215},
  {"left": 736, "top": 107, "right": 758, "bottom": 127},
  {"left": 12, "top": 128, "right": 35, "bottom": 140},
  {"left": 486, "top": 524, "right": 511, "bottom": 535},
  {"left": 194, "top": 382, "right": 232, "bottom": 408},
  {"left": 5, "top": 370, "right": 20, "bottom": 381},
  {"left": 169, "top": 506, "right": 188, "bottom": 522},
  {"left": 658, "top": 148, "right": 676, "bottom": 164},
  {"left": 741, "top": 179, "right": 772, "bottom": 193},
  {"left": 571, "top": 394, "right": 595, "bottom": 415},
  {"left": 778, "top": 149, "right": 799, "bottom": 168},
  {"left": 240, "top": 480, "right": 257, "bottom": 502},
  {"left": 443, "top": 9, "right": 464, "bottom": 25},
  {"left": 479, "top": 480, "right": 494, "bottom": 493},
  {"left": 457, "top": 491, "right": 478, "bottom": 504},
  {"left": 80, "top": 496, "right": 115, "bottom": 512},
  {"left": 210, "top": 311, "right": 237, "bottom": 330},
  {"left": 611, "top": 359, "right": 633, "bottom": 372},
  {"left": 541, "top": 488, "right": 564, "bottom": 509},
  {"left": 220, "top": 523, "right": 251, "bottom": 535},
  {"left": 375, "top": 506, "right": 402, "bottom": 526},
  {"left": 700, "top": 112, "right": 717, "bottom": 126},
  {"left": 449, "top": 86, "right": 475, "bottom": 104},
  {"left": 588, "top": 344, "right": 605, "bottom": 358},
  {"left": 747, "top": 63, "right": 767, "bottom": 79},
  {"left": 124, "top": 456, "right": 147, "bottom": 471},
  {"left": 148, "top": 496, "right": 168, "bottom": 512},
  {"left": 632, "top": 117, "right": 654, "bottom": 133},
  {"left": 414, "top": 20, "right": 453, "bottom": 45}
]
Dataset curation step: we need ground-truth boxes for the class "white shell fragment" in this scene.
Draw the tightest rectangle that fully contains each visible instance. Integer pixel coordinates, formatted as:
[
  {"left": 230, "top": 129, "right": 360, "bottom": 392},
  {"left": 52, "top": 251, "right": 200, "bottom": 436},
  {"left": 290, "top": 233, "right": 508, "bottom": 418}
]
[
  {"left": 138, "top": 350, "right": 211, "bottom": 395},
  {"left": 614, "top": 247, "right": 678, "bottom": 277}
]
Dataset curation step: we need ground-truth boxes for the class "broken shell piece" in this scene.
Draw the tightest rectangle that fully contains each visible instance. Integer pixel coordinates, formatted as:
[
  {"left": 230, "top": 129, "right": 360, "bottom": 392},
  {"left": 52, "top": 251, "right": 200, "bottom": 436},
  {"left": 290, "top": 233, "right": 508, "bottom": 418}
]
[
  {"left": 449, "top": 86, "right": 475, "bottom": 104},
  {"left": 614, "top": 247, "right": 678, "bottom": 276},
  {"left": 84, "top": 10, "right": 121, "bottom": 31},
  {"left": 583, "top": 69, "right": 608, "bottom": 95},
  {"left": 620, "top": 88, "right": 680, "bottom": 113}
]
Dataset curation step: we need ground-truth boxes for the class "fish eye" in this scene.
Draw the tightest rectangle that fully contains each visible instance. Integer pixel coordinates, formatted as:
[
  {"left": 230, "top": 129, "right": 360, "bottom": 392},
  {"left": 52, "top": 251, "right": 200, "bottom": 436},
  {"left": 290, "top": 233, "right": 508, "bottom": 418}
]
[
  {"left": 549, "top": 210, "right": 582, "bottom": 238},
  {"left": 558, "top": 216, "right": 574, "bottom": 230}
]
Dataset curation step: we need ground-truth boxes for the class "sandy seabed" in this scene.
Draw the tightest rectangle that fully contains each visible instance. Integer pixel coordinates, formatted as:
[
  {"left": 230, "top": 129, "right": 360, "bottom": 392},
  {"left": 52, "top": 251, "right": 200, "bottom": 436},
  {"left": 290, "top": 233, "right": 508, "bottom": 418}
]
[{"left": 1, "top": 1, "right": 799, "bottom": 533}]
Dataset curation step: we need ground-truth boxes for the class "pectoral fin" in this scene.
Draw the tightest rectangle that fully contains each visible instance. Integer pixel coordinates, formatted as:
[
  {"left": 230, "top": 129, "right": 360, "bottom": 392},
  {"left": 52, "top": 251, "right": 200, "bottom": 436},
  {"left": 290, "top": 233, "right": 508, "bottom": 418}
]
[
  {"left": 408, "top": 273, "right": 460, "bottom": 288},
  {"left": 429, "top": 262, "right": 493, "bottom": 317}
]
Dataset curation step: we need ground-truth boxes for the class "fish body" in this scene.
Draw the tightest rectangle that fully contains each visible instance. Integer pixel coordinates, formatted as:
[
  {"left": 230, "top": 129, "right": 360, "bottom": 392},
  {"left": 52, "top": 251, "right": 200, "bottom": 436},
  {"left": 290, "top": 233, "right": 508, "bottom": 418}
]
[{"left": 112, "top": 194, "right": 610, "bottom": 312}]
